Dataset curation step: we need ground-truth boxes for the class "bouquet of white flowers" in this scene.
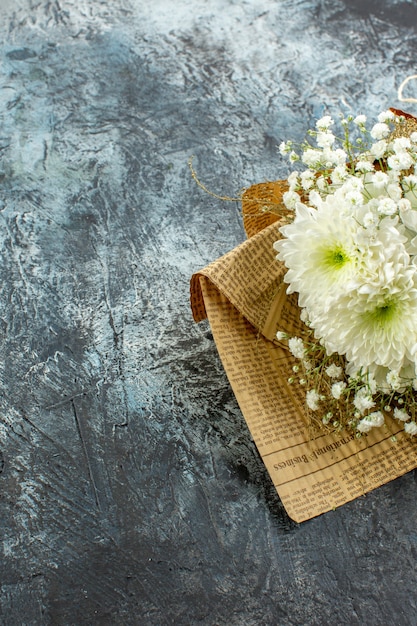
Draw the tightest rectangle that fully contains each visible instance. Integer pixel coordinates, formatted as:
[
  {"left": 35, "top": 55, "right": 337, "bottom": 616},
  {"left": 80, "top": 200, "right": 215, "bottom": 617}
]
[{"left": 275, "top": 108, "right": 417, "bottom": 436}]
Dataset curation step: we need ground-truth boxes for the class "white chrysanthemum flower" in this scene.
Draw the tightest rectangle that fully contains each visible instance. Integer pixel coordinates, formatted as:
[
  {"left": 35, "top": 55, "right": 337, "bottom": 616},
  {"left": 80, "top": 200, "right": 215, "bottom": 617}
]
[
  {"left": 307, "top": 213, "right": 417, "bottom": 374},
  {"left": 321, "top": 283, "right": 417, "bottom": 375},
  {"left": 276, "top": 331, "right": 288, "bottom": 341},
  {"left": 274, "top": 198, "right": 362, "bottom": 309},
  {"left": 288, "top": 337, "right": 305, "bottom": 359},
  {"left": 404, "top": 421, "right": 417, "bottom": 435},
  {"left": 326, "top": 363, "right": 343, "bottom": 378},
  {"left": 331, "top": 381, "right": 346, "bottom": 399},
  {"left": 357, "top": 411, "right": 385, "bottom": 432},
  {"left": 306, "top": 389, "right": 321, "bottom": 410},
  {"left": 410, "top": 132, "right": 417, "bottom": 143},
  {"left": 394, "top": 407, "right": 410, "bottom": 422},
  {"left": 308, "top": 190, "right": 323, "bottom": 208}
]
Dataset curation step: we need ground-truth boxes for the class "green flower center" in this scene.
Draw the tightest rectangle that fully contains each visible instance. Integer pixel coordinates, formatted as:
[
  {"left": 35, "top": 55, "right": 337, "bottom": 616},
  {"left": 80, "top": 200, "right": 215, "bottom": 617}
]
[
  {"left": 322, "top": 245, "right": 350, "bottom": 270},
  {"left": 365, "top": 300, "right": 399, "bottom": 329}
]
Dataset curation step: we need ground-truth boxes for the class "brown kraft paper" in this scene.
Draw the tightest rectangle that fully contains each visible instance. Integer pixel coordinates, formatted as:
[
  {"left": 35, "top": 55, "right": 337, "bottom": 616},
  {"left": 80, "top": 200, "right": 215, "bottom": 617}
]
[{"left": 190, "top": 181, "right": 417, "bottom": 522}]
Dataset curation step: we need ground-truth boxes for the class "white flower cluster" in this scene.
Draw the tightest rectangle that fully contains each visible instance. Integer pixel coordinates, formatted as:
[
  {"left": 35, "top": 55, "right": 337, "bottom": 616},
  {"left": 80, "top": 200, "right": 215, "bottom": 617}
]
[{"left": 275, "top": 110, "right": 417, "bottom": 435}]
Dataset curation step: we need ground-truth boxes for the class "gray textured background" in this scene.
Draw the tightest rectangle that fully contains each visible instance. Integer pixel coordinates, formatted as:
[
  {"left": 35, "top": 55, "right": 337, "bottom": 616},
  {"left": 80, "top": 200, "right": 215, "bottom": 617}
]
[{"left": 1, "top": 1, "right": 417, "bottom": 624}]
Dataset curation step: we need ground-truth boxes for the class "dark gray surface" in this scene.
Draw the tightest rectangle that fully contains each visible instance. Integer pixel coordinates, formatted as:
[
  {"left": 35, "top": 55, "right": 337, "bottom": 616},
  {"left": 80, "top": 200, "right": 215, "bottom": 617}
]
[{"left": 1, "top": 1, "right": 417, "bottom": 624}]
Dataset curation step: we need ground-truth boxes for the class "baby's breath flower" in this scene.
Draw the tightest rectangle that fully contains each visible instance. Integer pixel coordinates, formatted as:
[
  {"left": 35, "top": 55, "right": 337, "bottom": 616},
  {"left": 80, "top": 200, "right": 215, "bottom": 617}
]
[
  {"left": 345, "top": 189, "right": 364, "bottom": 206},
  {"left": 386, "top": 370, "right": 401, "bottom": 390},
  {"left": 370, "top": 140, "right": 388, "bottom": 159},
  {"left": 316, "top": 115, "right": 334, "bottom": 131},
  {"left": 282, "top": 190, "right": 299, "bottom": 210},
  {"left": 393, "top": 137, "right": 411, "bottom": 152},
  {"left": 357, "top": 411, "right": 385, "bottom": 433},
  {"left": 301, "top": 148, "right": 323, "bottom": 167},
  {"left": 300, "top": 170, "right": 315, "bottom": 190},
  {"left": 353, "top": 389, "right": 375, "bottom": 414},
  {"left": 288, "top": 337, "right": 305, "bottom": 359},
  {"left": 356, "top": 160, "right": 374, "bottom": 173},
  {"left": 405, "top": 421, "right": 417, "bottom": 435},
  {"left": 326, "top": 363, "right": 343, "bottom": 378},
  {"left": 363, "top": 211, "right": 378, "bottom": 229},
  {"left": 394, "top": 407, "right": 410, "bottom": 421},
  {"left": 331, "top": 165, "right": 348, "bottom": 185},
  {"left": 279, "top": 140, "right": 292, "bottom": 155},
  {"left": 316, "top": 131, "right": 335, "bottom": 148},
  {"left": 378, "top": 110, "right": 395, "bottom": 123},
  {"left": 377, "top": 197, "right": 397, "bottom": 216},
  {"left": 371, "top": 122, "right": 390, "bottom": 140},
  {"left": 370, "top": 171, "right": 389, "bottom": 188},
  {"left": 388, "top": 152, "right": 414, "bottom": 171},
  {"left": 331, "top": 381, "right": 346, "bottom": 399},
  {"left": 354, "top": 114, "right": 367, "bottom": 125},
  {"left": 402, "top": 174, "right": 417, "bottom": 190},
  {"left": 329, "top": 148, "right": 347, "bottom": 166},
  {"left": 306, "top": 389, "right": 321, "bottom": 410},
  {"left": 287, "top": 171, "right": 299, "bottom": 190},
  {"left": 316, "top": 176, "right": 327, "bottom": 191}
]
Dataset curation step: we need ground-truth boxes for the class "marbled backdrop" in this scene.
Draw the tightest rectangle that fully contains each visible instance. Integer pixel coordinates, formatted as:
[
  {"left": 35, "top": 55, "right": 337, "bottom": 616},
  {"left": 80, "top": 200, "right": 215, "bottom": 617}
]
[{"left": 1, "top": 1, "right": 417, "bottom": 624}]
